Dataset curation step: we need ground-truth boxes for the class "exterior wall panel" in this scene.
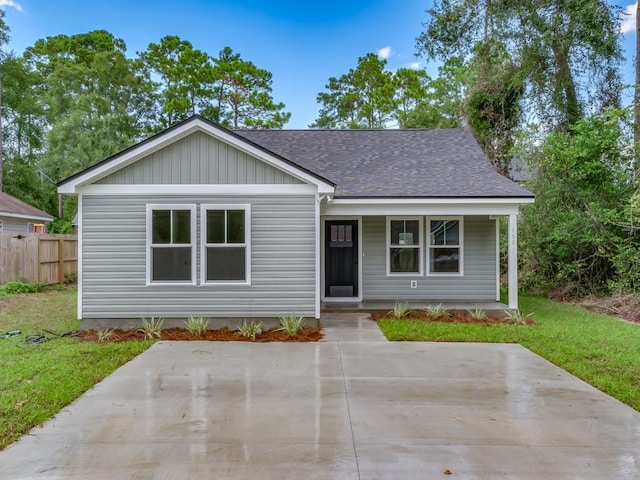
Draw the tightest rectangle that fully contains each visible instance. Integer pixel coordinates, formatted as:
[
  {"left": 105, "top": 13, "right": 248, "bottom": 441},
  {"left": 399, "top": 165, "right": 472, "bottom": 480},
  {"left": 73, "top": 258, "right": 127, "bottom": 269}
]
[
  {"left": 81, "top": 195, "right": 316, "bottom": 319},
  {"left": 361, "top": 215, "right": 496, "bottom": 300}
]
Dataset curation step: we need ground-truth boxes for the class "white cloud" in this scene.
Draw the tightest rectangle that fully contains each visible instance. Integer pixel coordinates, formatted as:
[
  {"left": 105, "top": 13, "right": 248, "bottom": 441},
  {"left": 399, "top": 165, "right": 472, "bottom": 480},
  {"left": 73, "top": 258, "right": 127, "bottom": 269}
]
[
  {"left": 620, "top": 2, "right": 637, "bottom": 34},
  {"left": 377, "top": 46, "right": 392, "bottom": 59},
  {"left": 406, "top": 61, "right": 422, "bottom": 70},
  {"left": 0, "top": 0, "right": 23, "bottom": 11}
]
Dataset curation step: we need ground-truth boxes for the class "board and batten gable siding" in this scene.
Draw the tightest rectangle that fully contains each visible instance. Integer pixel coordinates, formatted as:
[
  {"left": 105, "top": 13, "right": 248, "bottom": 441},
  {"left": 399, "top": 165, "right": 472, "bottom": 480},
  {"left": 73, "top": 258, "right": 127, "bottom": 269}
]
[
  {"left": 361, "top": 216, "right": 496, "bottom": 300},
  {"left": 95, "top": 131, "right": 303, "bottom": 185},
  {"left": 81, "top": 194, "right": 315, "bottom": 319}
]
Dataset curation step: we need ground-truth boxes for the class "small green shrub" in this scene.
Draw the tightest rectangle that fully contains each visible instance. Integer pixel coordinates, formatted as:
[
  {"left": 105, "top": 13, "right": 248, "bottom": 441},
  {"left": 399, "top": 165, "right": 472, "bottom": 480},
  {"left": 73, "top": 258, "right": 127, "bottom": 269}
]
[
  {"left": 237, "top": 319, "right": 263, "bottom": 340},
  {"left": 138, "top": 317, "right": 164, "bottom": 340},
  {"left": 467, "top": 308, "right": 486, "bottom": 320},
  {"left": 63, "top": 272, "right": 77, "bottom": 285},
  {"left": 97, "top": 328, "right": 119, "bottom": 343},
  {"left": 504, "top": 309, "right": 533, "bottom": 325},
  {"left": 278, "top": 313, "right": 305, "bottom": 336},
  {"left": 389, "top": 301, "right": 410, "bottom": 318},
  {"left": 425, "top": 303, "right": 450, "bottom": 320},
  {"left": 185, "top": 316, "right": 210, "bottom": 337},
  {"left": 0, "top": 281, "right": 43, "bottom": 294}
]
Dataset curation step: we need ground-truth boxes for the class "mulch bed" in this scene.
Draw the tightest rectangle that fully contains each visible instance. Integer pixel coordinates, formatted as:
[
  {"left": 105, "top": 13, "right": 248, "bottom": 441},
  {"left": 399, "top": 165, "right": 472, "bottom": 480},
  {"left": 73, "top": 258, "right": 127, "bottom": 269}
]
[
  {"left": 370, "top": 311, "right": 535, "bottom": 326},
  {"left": 79, "top": 327, "right": 323, "bottom": 343}
]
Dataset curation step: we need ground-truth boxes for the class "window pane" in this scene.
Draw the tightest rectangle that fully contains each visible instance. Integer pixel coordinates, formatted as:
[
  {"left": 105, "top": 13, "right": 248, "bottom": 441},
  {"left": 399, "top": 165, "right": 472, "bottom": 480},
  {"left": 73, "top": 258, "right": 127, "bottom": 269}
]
[
  {"left": 152, "top": 210, "right": 171, "bottom": 244},
  {"left": 152, "top": 247, "right": 192, "bottom": 281},
  {"left": 431, "top": 247, "right": 460, "bottom": 273},
  {"left": 431, "top": 220, "right": 459, "bottom": 246},
  {"left": 173, "top": 210, "right": 191, "bottom": 244},
  {"left": 390, "top": 248, "right": 419, "bottom": 273},
  {"left": 207, "top": 247, "right": 246, "bottom": 281},
  {"left": 391, "top": 220, "right": 419, "bottom": 245},
  {"left": 227, "top": 210, "right": 245, "bottom": 244},
  {"left": 207, "top": 210, "right": 225, "bottom": 244}
]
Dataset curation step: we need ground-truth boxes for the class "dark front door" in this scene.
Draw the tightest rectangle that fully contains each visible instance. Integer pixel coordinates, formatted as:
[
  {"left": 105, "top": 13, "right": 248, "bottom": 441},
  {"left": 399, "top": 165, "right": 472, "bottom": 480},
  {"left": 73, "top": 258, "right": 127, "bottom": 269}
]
[{"left": 325, "top": 220, "right": 358, "bottom": 298}]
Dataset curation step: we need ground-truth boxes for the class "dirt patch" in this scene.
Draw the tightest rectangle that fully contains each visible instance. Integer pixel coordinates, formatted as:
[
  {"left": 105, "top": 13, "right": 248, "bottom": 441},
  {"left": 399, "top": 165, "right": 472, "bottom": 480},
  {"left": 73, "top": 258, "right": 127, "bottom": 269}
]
[
  {"left": 370, "top": 311, "right": 535, "bottom": 326},
  {"left": 573, "top": 293, "right": 640, "bottom": 325},
  {"left": 79, "top": 327, "right": 323, "bottom": 343}
]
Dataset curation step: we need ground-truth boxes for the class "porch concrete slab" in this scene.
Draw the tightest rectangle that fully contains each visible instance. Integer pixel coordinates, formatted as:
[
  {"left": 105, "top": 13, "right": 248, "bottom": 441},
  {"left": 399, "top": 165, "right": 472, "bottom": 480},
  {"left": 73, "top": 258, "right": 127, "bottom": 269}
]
[
  {"left": 322, "top": 300, "right": 510, "bottom": 316},
  {"left": 2, "top": 341, "right": 640, "bottom": 479},
  {"left": 320, "top": 312, "right": 387, "bottom": 342}
]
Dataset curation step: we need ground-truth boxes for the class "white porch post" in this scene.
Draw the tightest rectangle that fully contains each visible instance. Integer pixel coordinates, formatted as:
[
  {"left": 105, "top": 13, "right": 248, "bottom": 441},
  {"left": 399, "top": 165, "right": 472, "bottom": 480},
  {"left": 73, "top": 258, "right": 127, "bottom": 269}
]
[
  {"left": 315, "top": 194, "right": 321, "bottom": 319},
  {"left": 507, "top": 213, "right": 518, "bottom": 309}
]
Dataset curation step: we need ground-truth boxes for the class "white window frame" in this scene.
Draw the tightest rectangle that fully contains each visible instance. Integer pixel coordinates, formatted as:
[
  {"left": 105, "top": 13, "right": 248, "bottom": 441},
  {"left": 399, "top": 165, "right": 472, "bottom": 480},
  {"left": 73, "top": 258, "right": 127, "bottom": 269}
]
[
  {"left": 386, "top": 216, "right": 423, "bottom": 276},
  {"left": 146, "top": 204, "right": 197, "bottom": 285},
  {"left": 200, "top": 204, "right": 251, "bottom": 286},
  {"left": 426, "top": 216, "right": 464, "bottom": 276}
]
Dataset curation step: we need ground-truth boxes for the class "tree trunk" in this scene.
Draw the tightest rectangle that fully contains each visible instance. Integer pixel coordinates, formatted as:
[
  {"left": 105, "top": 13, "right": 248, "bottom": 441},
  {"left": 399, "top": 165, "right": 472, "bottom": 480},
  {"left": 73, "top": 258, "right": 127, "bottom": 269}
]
[
  {"left": 0, "top": 67, "right": 3, "bottom": 192},
  {"left": 635, "top": 1, "right": 640, "bottom": 175}
]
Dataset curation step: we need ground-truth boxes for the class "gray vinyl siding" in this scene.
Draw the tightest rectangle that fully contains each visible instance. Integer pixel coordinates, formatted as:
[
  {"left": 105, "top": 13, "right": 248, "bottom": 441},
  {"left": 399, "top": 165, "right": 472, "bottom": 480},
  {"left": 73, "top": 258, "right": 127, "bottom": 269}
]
[
  {"left": 0, "top": 216, "right": 36, "bottom": 234},
  {"left": 96, "top": 131, "right": 303, "bottom": 185},
  {"left": 81, "top": 194, "right": 316, "bottom": 319},
  {"left": 361, "top": 216, "right": 496, "bottom": 300}
]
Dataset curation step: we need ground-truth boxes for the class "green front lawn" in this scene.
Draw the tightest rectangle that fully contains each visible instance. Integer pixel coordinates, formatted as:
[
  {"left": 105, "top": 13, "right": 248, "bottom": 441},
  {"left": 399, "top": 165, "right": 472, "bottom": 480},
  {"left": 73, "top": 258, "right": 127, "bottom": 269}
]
[
  {"left": 378, "top": 294, "right": 640, "bottom": 411},
  {"left": 0, "top": 287, "right": 153, "bottom": 450}
]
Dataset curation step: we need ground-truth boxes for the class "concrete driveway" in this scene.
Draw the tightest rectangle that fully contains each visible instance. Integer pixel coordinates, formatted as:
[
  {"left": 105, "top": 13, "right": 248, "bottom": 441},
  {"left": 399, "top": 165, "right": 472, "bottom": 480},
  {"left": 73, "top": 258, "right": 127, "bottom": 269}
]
[{"left": 1, "top": 318, "right": 640, "bottom": 479}]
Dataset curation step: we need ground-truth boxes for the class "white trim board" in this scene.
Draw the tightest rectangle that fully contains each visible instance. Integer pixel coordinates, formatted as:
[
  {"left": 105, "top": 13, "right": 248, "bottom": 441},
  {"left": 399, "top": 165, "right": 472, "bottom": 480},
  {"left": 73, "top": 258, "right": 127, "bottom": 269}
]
[
  {"left": 322, "top": 202, "right": 525, "bottom": 216},
  {"left": 77, "top": 184, "right": 320, "bottom": 196}
]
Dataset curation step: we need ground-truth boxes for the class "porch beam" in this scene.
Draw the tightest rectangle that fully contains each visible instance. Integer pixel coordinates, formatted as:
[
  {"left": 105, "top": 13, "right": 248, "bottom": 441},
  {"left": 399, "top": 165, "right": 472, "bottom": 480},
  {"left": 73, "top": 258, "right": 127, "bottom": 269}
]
[{"left": 508, "top": 213, "right": 518, "bottom": 309}]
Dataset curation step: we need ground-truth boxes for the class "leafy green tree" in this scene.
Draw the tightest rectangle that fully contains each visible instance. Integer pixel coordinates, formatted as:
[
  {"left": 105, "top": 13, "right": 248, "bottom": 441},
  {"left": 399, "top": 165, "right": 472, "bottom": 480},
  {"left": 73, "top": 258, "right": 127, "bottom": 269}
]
[
  {"left": 1, "top": 54, "right": 50, "bottom": 210},
  {"left": 401, "top": 56, "right": 468, "bottom": 129},
  {"left": 520, "top": 108, "right": 639, "bottom": 295},
  {"left": 210, "top": 46, "right": 290, "bottom": 129},
  {"left": 417, "top": 0, "right": 622, "bottom": 130},
  {"left": 464, "top": 41, "right": 525, "bottom": 176},
  {"left": 140, "top": 35, "right": 215, "bottom": 128},
  {"left": 312, "top": 53, "right": 396, "bottom": 129},
  {"left": 26, "top": 31, "right": 155, "bottom": 183},
  {"left": 0, "top": 8, "right": 11, "bottom": 191},
  {"left": 394, "top": 68, "right": 429, "bottom": 128}
]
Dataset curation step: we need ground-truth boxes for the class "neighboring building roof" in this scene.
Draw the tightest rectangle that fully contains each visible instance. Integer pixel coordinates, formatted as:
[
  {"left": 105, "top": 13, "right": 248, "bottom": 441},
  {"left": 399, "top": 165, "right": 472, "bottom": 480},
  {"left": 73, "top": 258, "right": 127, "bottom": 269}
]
[
  {"left": 235, "top": 128, "right": 533, "bottom": 198},
  {"left": 0, "top": 192, "right": 54, "bottom": 222}
]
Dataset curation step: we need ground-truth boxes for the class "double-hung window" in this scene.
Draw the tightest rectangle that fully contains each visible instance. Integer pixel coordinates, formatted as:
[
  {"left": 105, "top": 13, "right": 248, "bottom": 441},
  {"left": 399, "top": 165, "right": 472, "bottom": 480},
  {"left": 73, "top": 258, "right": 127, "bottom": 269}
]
[
  {"left": 201, "top": 204, "right": 250, "bottom": 284},
  {"left": 428, "top": 218, "right": 463, "bottom": 275},
  {"left": 387, "top": 217, "right": 422, "bottom": 275},
  {"left": 147, "top": 205, "right": 196, "bottom": 284}
]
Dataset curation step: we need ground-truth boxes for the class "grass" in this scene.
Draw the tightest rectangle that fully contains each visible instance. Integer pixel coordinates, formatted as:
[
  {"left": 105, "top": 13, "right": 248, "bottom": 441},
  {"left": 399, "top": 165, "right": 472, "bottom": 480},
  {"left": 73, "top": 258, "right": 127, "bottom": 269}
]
[
  {"left": 377, "top": 293, "right": 640, "bottom": 412},
  {"left": 0, "top": 286, "right": 152, "bottom": 450}
]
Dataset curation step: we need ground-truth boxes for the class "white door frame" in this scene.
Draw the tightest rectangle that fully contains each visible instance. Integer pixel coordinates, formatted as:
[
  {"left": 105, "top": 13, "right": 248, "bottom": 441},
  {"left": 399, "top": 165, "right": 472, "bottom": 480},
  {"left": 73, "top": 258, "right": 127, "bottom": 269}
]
[{"left": 321, "top": 216, "right": 363, "bottom": 303}]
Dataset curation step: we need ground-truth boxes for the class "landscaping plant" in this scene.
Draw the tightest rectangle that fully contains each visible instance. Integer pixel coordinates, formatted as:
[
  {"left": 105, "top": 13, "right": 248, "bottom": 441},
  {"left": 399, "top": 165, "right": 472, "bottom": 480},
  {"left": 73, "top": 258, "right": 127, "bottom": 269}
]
[
  {"left": 237, "top": 319, "right": 262, "bottom": 340},
  {"left": 138, "top": 317, "right": 164, "bottom": 340},
  {"left": 425, "top": 303, "right": 450, "bottom": 320},
  {"left": 389, "top": 301, "right": 410, "bottom": 319},
  {"left": 185, "top": 316, "right": 210, "bottom": 337},
  {"left": 278, "top": 313, "right": 305, "bottom": 336}
]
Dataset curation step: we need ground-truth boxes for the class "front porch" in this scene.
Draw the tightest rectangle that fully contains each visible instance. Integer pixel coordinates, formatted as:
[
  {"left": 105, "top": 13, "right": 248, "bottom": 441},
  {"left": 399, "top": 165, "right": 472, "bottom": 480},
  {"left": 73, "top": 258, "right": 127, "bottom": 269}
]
[{"left": 321, "top": 300, "right": 510, "bottom": 317}]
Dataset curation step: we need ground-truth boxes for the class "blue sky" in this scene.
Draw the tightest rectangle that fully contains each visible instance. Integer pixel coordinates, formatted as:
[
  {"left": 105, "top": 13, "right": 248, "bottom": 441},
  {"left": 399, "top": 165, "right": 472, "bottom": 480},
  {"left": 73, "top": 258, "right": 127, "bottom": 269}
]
[{"left": 2, "top": 0, "right": 638, "bottom": 128}]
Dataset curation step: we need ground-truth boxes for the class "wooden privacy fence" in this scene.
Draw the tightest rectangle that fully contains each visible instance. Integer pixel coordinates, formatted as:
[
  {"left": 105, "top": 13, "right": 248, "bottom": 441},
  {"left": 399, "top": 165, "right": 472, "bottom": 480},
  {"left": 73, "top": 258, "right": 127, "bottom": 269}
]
[{"left": 0, "top": 234, "right": 78, "bottom": 285}]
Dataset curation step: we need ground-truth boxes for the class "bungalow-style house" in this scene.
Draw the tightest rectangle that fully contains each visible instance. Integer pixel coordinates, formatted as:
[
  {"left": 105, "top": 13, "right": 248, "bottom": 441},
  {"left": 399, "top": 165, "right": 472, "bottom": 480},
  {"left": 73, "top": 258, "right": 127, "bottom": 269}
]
[
  {"left": 58, "top": 115, "right": 534, "bottom": 326},
  {"left": 0, "top": 191, "right": 53, "bottom": 234}
]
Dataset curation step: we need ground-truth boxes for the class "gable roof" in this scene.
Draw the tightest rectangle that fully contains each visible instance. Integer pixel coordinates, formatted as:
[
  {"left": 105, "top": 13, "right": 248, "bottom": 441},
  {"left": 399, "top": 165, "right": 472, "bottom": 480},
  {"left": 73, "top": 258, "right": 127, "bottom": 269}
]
[
  {"left": 235, "top": 128, "right": 533, "bottom": 198},
  {"left": 57, "top": 115, "right": 335, "bottom": 194},
  {"left": 0, "top": 192, "right": 54, "bottom": 222}
]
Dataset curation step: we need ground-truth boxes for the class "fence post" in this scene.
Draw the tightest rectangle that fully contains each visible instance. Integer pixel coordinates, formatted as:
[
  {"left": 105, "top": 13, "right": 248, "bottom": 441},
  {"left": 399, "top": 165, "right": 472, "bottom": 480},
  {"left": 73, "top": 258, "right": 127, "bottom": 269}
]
[{"left": 58, "top": 236, "right": 64, "bottom": 284}]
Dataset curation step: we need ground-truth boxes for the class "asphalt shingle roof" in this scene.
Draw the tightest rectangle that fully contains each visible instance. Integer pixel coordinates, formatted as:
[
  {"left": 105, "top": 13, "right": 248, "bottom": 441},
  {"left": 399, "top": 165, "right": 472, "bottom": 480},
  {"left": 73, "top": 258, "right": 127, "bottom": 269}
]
[
  {"left": 235, "top": 128, "right": 533, "bottom": 198},
  {"left": 0, "top": 192, "right": 53, "bottom": 220}
]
